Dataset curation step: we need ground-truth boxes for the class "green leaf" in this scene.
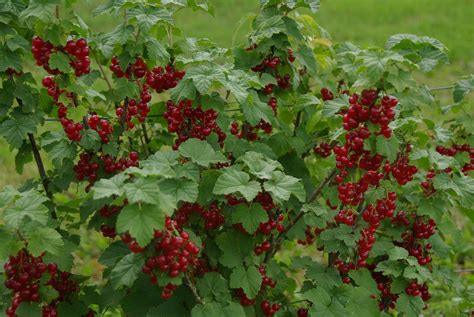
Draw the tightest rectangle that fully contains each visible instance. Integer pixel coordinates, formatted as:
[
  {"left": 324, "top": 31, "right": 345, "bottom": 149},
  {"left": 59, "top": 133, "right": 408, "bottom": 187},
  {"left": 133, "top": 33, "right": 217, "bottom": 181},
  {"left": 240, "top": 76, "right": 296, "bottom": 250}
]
[
  {"left": 128, "top": 5, "right": 173, "bottom": 32},
  {"left": 388, "top": 246, "right": 409, "bottom": 261},
  {"left": 187, "top": 64, "right": 226, "bottom": 94},
  {"left": 79, "top": 129, "right": 101, "bottom": 151},
  {"left": 92, "top": 173, "right": 128, "bottom": 199},
  {"left": 322, "top": 94, "right": 348, "bottom": 118},
  {"left": 191, "top": 303, "right": 222, "bottom": 317},
  {"left": 124, "top": 177, "right": 162, "bottom": 204},
  {"left": 110, "top": 253, "right": 145, "bottom": 289},
  {"left": 171, "top": 78, "right": 196, "bottom": 101},
  {"left": 145, "top": 38, "right": 170, "bottom": 62},
  {"left": 232, "top": 204, "right": 268, "bottom": 234},
  {"left": 250, "top": 11, "right": 286, "bottom": 42},
  {"left": 0, "top": 117, "right": 37, "bottom": 148},
  {"left": 114, "top": 77, "right": 140, "bottom": 100},
  {"left": 99, "top": 241, "right": 131, "bottom": 267},
  {"left": 0, "top": 46, "right": 22, "bottom": 71},
  {"left": 178, "top": 138, "right": 226, "bottom": 166},
  {"left": 159, "top": 179, "right": 199, "bottom": 203},
  {"left": 237, "top": 151, "right": 282, "bottom": 179},
  {"left": 15, "top": 302, "right": 42, "bottom": 317},
  {"left": 346, "top": 287, "right": 380, "bottom": 317},
  {"left": 453, "top": 75, "right": 474, "bottom": 103},
  {"left": 348, "top": 268, "right": 378, "bottom": 294},
  {"left": 240, "top": 91, "right": 275, "bottom": 126},
  {"left": 216, "top": 230, "right": 254, "bottom": 268},
  {"left": 396, "top": 293, "right": 424, "bottom": 317},
  {"left": 213, "top": 168, "right": 260, "bottom": 201},
  {"left": 305, "top": 262, "right": 341, "bottom": 291},
  {"left": 43, "top": 137, "right": 77, "bottom": 166},
  {"left": 375, "top": 136, "right": 400, "bottom": 162},
  {"left": 116, "top": 203, "right": 165, "bottom": 247},
  {"left": 49, "top": 51, "right": 71, "bottom": 72},
  {"left": 229, "top": 266, "right": 262, "bottom": 299},
  {"left": 25, "top": 226, "right": 63, "bottom": 256},
  {"left": 4, "top": 191, "right": 49, "bottom": 229},
  {"left": 196, "top": 272, "right": 230, "bottom": 302},
  {"left": 20, "top": 0, "right": 58, "bottom": 21},
  {"left": 295, "top": 44, "right": 317, "bottom": 75},
  {"left": 263, "top": 171, "right": 305, "bottom": 203}
]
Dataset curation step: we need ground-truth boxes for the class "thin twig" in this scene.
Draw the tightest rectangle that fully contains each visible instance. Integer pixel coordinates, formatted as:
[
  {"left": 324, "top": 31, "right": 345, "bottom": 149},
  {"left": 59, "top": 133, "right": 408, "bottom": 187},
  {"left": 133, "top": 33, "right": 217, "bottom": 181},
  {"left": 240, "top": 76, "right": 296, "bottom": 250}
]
[
  {"left": 185, "top": 274, "right": 203, "bottom": 304},
  {"left": 293, "top": 111, "right": 302, "bottom": 137},
  {"left": 454, "top": 269, "right": 474, "bottom": 273},
  {"left": 268, "top": 168, "right": 338, "bottom": 258},
  {"left": 93, "top": 51, "right": 113, "bottom": 91}
]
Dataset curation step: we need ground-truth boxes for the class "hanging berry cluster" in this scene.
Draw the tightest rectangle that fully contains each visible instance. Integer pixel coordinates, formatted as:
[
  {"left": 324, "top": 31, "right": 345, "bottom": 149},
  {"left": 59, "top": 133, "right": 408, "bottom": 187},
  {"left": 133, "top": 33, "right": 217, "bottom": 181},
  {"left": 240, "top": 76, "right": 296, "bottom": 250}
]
[
  {"left": 32, "top": 36, "right": 90, "bottom": 76},
  {"left": 164, "top": 99, "right": 226, "bottom": 149},
  {"left": 3, "top": 249, "right": 81, "bottom": 317},
  {"left": 174, "top": 202, "right": 225, "bottom": 230}
]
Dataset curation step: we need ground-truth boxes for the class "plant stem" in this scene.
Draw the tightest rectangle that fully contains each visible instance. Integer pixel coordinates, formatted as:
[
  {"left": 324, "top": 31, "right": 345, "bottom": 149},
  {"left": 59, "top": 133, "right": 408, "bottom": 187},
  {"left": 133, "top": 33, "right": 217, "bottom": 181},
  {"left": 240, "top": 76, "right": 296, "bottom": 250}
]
[
  {"left": 268, "top": 168, "right": 338, "bottom": 257},
  {"left": 293, "top": 111, "right": 302, "bottom": 136},
  {"left": 93, "top": 51, "right": 113, "bottom": 90},
  {"left": 185, "top": 274, "right": 203, "bottom": 304},
  {"left": 27, "top": 133, "right": 56, "bottom": 219}
]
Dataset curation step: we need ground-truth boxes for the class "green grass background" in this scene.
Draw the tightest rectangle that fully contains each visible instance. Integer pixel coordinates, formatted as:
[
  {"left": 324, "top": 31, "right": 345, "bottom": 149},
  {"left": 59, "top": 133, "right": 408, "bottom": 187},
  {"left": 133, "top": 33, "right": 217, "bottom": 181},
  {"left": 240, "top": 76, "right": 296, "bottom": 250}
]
[{"left": 1, "top": 0, "right": 473, "bottom": 314}]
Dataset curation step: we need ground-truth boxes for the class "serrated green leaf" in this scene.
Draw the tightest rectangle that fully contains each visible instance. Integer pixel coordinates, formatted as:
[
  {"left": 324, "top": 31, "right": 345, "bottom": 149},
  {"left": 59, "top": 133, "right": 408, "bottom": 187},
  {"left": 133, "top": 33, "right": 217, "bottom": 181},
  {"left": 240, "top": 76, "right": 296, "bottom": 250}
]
[
  {"left": 396, "top": 293, "right": 424, "bottom": 317},
  {"left": 26, "top": 226, "right": 63, "bottom": 256},
  {"left": 263, "top": 171, "right": 305, "bottom": 203},
  {"left": 4, "top": 191, "right": 49, "bottom": 228},
  {"left": 110, "top": 253, "right": 145, "bottom": 289},
  {"left": 216, "top": 230, "right": 254, "bottom": 268},
  {"left": 322, "top": 94, "right": 348, "bottom": 118},
  {"left": 79, "top": 129, "right": 101, "bottom": 151},
  {"left": 453, "top": 75, "right": 474, "bottom": 103},
  {"left": 196, "top": 272, "right": 230, "bottom": 302},
  {"left": 49, "top": 51, "right": 71, "bottom": 72},
  {"left": 213, "top": 168, "right": 260, "bottom": 201},
  {"left": 159, "top": 178, "right": 199, "bottom": 203},
  {"left": 116, "top": 203, "right": 165, "bottom": 247},
  {"left": 240, "top": 91, "right": 275, "bottom": 126},
  {"left": 229, "top": 266, "right": 262, "bottom": 299},
  {"left": 179, "top": 138, "right": 226, "bottom": 166},
  {"left": 232, "top": 204, "right": 268, "bottom": 234},
  {"left": 0, "top": 117, "right": 37, "bottom": 148},
  {"left": 92, "top": 173, "right": 128, "bottom": 199}
]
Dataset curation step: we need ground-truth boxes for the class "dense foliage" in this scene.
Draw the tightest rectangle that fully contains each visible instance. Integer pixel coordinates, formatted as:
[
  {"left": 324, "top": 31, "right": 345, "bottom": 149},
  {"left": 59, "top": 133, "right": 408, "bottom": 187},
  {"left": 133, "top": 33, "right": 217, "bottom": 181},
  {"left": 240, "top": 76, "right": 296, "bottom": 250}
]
[{"left": 0, "top": 0, "right": 473, "bottom": 316}]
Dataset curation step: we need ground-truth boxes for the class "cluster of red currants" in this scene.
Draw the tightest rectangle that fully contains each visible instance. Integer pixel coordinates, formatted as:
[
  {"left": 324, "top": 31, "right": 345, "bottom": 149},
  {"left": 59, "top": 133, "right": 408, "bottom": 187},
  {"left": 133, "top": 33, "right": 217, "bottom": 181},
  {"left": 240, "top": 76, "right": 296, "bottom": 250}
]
[
  {"left": 110, "top": 56, "right": 146, "bottom": 79},
  {"left": 31, "top": 37, "right": 58, "bottom": 74},
  {"left": 146, "top": 65, "right": 185, "bottom": 93},
  {"left": 320, "top": 87, "right": 334, "bottom": 101},
  {"left": 297, "top": 226, "right": 322, "bottom": 245},
  {"left": 164, "top": 99, "right": 226, "bottom": 149},
  {"left": 88, "top": 115, "right": 114, "bottom": 144},
  {"left": 260, "top": 300, "right": 281, "bottom": 316},
  {"left": 335, "top": 209, "right": 356, "bottom": 226},
  {"left": 313, "top": 142, "right": 333, "bottom": 158},
  {"left": 357, "top": 192, "right": 397, "bottom": 267},
  {"left": 258, "top": 265, "right": 277, "bottom": 289},
  {"left": 115, "top": 85, "right": 152, "bottom": 127},
  {"left": 73, "top": 152, "right": 139, "bottom": 190},
  {"left": 234, "top": 288, "right": 255, "bottom": 306},
  {"left": 4, "top": 250, "right": 78, "bottom": 317},
  {"left": 63, "top": 38, "right": 90, "bottom": 76},
  {"left": 436, "top": 144, "right": 474, "bottom": 174},
  {"left": 174, "top": 202, "right": 225, "bottom": 230},
  {"left": 389, "top": 150, "right": 418, "bottom": 185},
  {"left": 230, "top": 121, "right": 273, "bottom": 141},
  {"left": 405, "top": 282, "right": 431, "bottom": 301},
  {"left": 142, "top": 226, "right": 200, "bottom": 299},
  {"left": 32, "top": 36, "right": 90, "bottom": 77}
]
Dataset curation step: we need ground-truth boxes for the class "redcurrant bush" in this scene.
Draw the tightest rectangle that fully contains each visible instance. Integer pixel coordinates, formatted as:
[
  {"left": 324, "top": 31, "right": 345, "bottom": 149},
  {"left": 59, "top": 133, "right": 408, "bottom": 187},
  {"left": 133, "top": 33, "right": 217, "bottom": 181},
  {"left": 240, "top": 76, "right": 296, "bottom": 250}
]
[{"left": 0, "top": 0, "right": 473, "bottom": 316}]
